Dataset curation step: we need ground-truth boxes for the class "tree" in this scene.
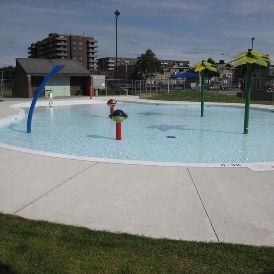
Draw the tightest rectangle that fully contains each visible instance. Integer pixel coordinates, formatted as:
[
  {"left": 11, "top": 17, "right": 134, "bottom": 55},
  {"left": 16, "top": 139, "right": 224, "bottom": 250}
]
[
  {"left": 207, "top": 57, "right": 216, "bottom": 64},
  {"left": 132, "top": 49, "right": 163, "bottom": 80},
  {"left": 204, "top": 58, "right": 219, "bottom": 78},
  {"left": 231, "top": 49, "right": 270, "bottom": 134},
  {"left": 194, "top": 60, "right": 219, "bottom": 117}
]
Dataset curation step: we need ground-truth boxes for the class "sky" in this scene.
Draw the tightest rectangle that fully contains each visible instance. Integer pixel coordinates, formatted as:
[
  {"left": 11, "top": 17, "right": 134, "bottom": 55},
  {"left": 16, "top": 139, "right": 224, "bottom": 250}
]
[{"left": 1, "top": 0, "right": 274, "bottom": 67}]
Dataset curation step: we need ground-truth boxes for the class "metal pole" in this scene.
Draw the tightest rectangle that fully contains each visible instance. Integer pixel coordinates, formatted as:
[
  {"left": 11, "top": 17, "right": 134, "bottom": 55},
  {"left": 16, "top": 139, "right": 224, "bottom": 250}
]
[
  {"left": 230, "top": 67, "right": 233, "bottom": 89},
  {"left": 167, "top": 78, "right": 170, "bottom": 94},
  {"left": 0, "top": 71, "right": 3, "bottom": 97},
  {"left": 125, "top": 61, "right": 129, "bottom": 80},
  {"left": 251, "top": 37, "right": 255, "bottom": 50},
  {"left": 114, "top": 10, "right": 120, "bottom": 80},
  {"left": 201, "top": 72, "right": 205, "bottom": 117},
  {"left": 125, "top": 63, "right": 127, "bottom": 79},
  {"left": 244, "top": 62, "right": 252, "bottom": 134},
  {"left": 115, "top": 16, "right": 117, "bottom": 80}
]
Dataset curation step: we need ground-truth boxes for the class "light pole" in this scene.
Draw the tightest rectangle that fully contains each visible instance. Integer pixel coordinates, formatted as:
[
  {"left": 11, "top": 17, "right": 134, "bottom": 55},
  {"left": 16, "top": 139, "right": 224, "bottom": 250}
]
[
  {"left": 251, "top": 37, "right": 255, "bottom": 50},
  {"left": 114, "top": 9, "right": 120, "bottom": 80},
  {"left": 125, "top": 60, "right": 129, "bottom": 79},
  {"left": 0, "top": 71, "right": 3, "bottom": 97},
  {"left": 221, "top": 53, "right": 233, "bottom": 88}
]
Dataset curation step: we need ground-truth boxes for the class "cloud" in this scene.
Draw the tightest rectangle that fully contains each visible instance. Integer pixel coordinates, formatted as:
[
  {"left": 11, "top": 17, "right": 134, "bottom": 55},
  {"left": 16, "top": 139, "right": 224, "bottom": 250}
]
[
  {"left": 0, "top": 56, "right": 18, "bottom": 66},
  {"left": 1, "top": 0, "right": 274, "bottom": 65},
  {"left": 225, "top": 0, "right": 274, "bottom": 15}
]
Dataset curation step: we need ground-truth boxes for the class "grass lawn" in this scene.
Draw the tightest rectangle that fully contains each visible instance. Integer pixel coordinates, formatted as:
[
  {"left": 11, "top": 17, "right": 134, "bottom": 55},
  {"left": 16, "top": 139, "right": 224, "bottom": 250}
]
[
  {"left": 1, "top": 213, "right": 274, "bottom": 273},
  {"left": 144, "top": 90, "right": 274, "bottom": 105}
]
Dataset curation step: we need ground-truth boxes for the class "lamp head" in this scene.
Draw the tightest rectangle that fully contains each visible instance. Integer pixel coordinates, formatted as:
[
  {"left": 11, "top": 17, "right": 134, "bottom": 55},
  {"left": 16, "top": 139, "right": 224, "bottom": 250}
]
[{"left": 114, "top": 10, "right": 120, "bottom": 17}]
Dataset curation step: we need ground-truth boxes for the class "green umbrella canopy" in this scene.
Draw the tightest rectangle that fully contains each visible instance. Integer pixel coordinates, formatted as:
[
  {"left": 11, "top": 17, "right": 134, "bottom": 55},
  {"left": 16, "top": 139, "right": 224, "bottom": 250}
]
[
  {"left": 231, "top": 49, "right": 270, "bottom": 67},
  {"left": 194, "top": 60, "right": 219, "bottom": 73}
]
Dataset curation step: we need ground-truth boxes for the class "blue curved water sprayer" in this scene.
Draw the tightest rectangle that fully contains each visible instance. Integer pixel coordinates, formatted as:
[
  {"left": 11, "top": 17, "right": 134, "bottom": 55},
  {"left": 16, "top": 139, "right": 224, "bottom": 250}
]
[{"left": 27, "top": 65, "right": 64, "bottom": 133}]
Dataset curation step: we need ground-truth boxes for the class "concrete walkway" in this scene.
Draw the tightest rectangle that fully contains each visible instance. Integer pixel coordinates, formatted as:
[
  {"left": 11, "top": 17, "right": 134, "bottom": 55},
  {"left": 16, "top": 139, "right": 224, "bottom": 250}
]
[{"left": 0, "top": 98, "right": 274, "bottom": 246}]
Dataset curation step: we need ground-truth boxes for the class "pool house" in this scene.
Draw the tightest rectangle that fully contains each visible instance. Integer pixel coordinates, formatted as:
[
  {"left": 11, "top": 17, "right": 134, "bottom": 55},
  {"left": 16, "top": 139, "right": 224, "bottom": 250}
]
[{"left": 13, "top": 58, "right": 92, "bottom": 98}]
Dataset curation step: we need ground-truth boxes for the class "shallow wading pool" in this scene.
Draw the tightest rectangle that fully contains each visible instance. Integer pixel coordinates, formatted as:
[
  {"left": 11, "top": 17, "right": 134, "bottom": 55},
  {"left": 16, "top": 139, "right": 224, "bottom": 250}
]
[{"left": 0, "top": 102, "right": 274, "bottom": 164}]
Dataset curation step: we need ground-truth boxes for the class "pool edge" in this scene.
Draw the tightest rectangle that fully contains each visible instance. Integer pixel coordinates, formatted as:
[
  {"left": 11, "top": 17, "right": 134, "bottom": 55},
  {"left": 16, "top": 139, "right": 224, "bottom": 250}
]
[{"left": 1, "top": 97, "right": 274, "bottom": 171}]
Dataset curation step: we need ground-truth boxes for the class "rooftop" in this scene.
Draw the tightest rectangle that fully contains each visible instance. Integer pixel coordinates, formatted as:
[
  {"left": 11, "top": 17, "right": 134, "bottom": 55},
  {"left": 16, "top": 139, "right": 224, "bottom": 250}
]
[{"left": 17, "top": 58, "right": 91, "bottom": 76}]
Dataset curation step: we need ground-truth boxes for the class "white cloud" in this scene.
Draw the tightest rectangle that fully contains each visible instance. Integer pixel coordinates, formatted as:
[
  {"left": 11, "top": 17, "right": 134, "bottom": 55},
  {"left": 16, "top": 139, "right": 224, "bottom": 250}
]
[{"left": 1, "top": 0, "right": 274, "bottom": 65}]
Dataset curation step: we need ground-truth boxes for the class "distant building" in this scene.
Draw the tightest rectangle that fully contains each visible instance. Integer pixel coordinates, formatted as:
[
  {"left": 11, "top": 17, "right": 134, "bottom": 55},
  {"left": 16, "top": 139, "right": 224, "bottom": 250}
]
[
  {"left": 215, "top": 60, "right": 234, "bottom": 80},
  {"left": 159, "top": 60, "right": 190, "bottom": 79},
  {"left": 28, "top": 33, "right": 98, "bottom": 72},
  {"left": 98, "top": 57, "right": 136, "bottom": 72},
  {"left": 13, "top": 58, "right": 92, "bottom": 98},
  {"left": 160, "top": 60, "right": 189, "bottom": 70},
  {"left": 97, "top": 57, "right": 136, "bottom": 78},
  {"left": 98, "top": 57, "right": 190, "bottom": 79}
]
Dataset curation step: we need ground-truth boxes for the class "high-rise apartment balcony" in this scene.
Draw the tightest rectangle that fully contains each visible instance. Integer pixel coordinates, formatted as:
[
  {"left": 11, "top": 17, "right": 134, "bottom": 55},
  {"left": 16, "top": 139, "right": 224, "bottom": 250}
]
[
  {"left": 88, "top": 58, "right": 97, "bottom": 63},
  {"left": 88, "top": 48, "right": 98, "bottom": 53},
  {"left": 87, "top": 39, "right": 98, "bottom": 44},
  {"left": 88, "top": 53, "right": 97, "bottom": 57},
  {"left": 56, "top": 36, "right": 67, "bottom": 41},
  {"left": 56, "top": 41, "right": 67, "bottom": 46},
  {"left": 56, "top": 52, "right": 68, "bottom": 57},
  {"left": 88, "top": 65, "right": 98, "bottom": 71},
  {"left": 56, "top": 46, "right": 67, "bottom": 51}
]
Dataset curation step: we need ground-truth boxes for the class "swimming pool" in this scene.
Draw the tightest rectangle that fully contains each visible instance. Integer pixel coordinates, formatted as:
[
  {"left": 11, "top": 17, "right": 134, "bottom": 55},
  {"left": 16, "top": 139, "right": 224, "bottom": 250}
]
[{"left": 1, "top": 101, "right": 274, "bottom": 164}]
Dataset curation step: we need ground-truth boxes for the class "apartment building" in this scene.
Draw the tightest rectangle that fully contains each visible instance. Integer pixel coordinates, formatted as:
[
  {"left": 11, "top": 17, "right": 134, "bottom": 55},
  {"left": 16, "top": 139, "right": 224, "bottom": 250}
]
[
  {"left": 160, "top": 60, "right": 190, "bottom": 78},
  {"left": 98, "top": 57, "right": 137, "bottom": 72},
  {"left": 161, "top": 60, "right": 189, "bottom": 69},
  {"left": 28, "top": 33, "right": 98, "bottom": 72}
]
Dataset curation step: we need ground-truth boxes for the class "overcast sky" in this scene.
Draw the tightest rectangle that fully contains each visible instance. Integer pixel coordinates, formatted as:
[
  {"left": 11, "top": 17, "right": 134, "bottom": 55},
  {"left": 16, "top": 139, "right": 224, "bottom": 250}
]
[{"left": 1, "top": 0, "right": 274, "bottom": 66}]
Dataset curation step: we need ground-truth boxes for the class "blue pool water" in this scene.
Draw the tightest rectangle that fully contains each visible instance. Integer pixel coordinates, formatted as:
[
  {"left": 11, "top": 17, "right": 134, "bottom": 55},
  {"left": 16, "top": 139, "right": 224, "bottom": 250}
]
[{"left": 0, "top": 102, "right": 274, "bottom": 163}]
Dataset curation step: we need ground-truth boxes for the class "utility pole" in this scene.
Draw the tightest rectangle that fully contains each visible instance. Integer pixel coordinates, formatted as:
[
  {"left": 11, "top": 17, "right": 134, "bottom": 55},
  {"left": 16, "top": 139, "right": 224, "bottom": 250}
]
[
  {"left": 251, "top": 37, "right": 255, "bottom": 50},
  {"left": 221, "top": 53, "right": 233, "bottom": 89},
  {"left": 114, "top": 10, "right": 120, "bottom": 80},
  {"left": 0, "top": 71, "right": 3, "bottom": 97},
  {"left": 125, "top": 60, "right": 129, "bottom": 80}
]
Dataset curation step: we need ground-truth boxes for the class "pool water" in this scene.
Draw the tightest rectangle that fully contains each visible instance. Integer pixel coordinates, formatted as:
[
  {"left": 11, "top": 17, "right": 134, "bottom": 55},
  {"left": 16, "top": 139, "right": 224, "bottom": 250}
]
[{"left": 0, "top": 102, "right": 274, "bottom": 163}]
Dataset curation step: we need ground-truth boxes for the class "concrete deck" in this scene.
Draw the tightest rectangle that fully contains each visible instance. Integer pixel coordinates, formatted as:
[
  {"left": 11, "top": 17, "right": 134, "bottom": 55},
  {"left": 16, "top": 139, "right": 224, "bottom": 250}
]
[{"left": 0, "top": 97, "right": 274, "bottom": 246}]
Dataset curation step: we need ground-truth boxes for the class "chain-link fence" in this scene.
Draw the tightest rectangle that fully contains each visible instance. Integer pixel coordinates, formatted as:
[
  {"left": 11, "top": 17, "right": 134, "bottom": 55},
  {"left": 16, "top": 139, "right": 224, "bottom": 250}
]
[
  {"left": 2, "top": 76, "right": 273, "bottom": 101},
  {"left": 237, "top": 77, "right": 274, "bottom": 101},
  {"left": 103, "top": 78, "right": 202, "bottom": 96},
  {"left": 0, "top": 79, "right": 13, "bottom": 97},
  {"left": 104, "top": 77, "right": 273, "bottom": 96},
  {"left": 103, "top": 78, "right": 242, "bottom": 96}
]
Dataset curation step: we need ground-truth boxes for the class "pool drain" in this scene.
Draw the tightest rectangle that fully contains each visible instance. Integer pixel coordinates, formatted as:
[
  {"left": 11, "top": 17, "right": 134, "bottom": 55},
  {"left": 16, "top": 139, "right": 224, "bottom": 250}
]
[{"left": 166, "top": 136, "right": 176, "bottom": 138}]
